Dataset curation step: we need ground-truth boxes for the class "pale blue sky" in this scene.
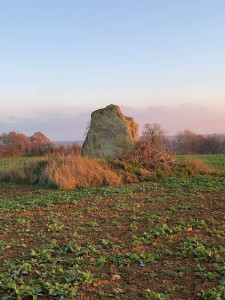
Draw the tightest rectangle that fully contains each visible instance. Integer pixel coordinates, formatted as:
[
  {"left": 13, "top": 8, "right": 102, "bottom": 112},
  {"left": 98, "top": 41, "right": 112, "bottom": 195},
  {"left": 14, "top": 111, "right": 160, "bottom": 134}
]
[{"left": 0, "top": 0, "right": 225, "bottom": 139}]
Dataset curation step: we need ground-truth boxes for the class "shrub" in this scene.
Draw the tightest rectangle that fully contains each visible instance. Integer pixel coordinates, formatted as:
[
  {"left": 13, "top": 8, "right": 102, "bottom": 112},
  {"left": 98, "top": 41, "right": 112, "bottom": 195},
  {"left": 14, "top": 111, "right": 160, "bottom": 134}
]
[
  {"left": 49, "top": 143, "right": 81, "bottom": 157},
  {"left": 124, "top": 139, "right": 174, "bottom": 170}
]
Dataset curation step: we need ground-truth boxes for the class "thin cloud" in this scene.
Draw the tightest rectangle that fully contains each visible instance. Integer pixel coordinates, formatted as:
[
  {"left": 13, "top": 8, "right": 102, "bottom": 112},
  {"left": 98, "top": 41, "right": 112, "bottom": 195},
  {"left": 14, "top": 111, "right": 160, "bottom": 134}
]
[
  {"left": 0, "top": 110, "right": 91, "bottom": 140},
  {"left": 122, "top": 103, "right": 225, "bottom": 135},
  {"left": 0, "top": 103, "right": 224, "bottom": 140}
]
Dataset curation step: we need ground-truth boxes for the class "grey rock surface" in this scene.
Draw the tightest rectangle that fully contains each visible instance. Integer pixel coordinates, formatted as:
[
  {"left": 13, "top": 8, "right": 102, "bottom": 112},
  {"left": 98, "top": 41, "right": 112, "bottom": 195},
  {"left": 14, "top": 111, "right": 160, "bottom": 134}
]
[{"left": 82, "top": 104, "right": 139, "bottom": 158}]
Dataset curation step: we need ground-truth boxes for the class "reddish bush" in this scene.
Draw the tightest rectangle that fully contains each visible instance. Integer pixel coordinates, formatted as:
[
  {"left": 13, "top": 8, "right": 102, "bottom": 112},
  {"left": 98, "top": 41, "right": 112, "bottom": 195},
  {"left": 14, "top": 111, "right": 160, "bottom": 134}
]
[
  {"left": 51, "top": 143, "right": 81, "bottom": 157},
  {"left": 0, "top": 131, "right": 55, "bottom": 157},
  {"left": 124, "top": 139, "right": 174, "bottom": 170},
  {"left": 30, "top": 132, "right": 55, "bottom": 156}
]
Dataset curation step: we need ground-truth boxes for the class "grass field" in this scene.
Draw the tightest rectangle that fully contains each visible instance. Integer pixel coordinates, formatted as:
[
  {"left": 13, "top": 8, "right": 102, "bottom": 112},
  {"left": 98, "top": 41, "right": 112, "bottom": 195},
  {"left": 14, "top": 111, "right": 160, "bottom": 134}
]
[
  {"left": 175, "top": 154, "right": 225, "bottom": 175},
  {"left": 0, "top": 155, "right": 224, "bottom": 299},
  {"left": 0, "top": 157, "right": 37, "bottom": 171}
]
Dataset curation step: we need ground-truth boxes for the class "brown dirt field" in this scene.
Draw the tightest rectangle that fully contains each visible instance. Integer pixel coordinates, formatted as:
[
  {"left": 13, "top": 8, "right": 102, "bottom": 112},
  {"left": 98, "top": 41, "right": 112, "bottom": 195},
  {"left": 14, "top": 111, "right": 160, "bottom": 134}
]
[{"left": 0, "top": 178, "right": 224, "bottom": 299}]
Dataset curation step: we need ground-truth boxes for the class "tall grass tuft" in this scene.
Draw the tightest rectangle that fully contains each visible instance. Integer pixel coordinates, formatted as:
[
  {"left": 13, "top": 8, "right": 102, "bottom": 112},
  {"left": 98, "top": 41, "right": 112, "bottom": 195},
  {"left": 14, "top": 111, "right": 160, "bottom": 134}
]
[
  {"left": 40, "top": 155, "right": 121, "bottom": 189},
  {"left": 184, "top": 157, "right": 216, "bottom": 175}
]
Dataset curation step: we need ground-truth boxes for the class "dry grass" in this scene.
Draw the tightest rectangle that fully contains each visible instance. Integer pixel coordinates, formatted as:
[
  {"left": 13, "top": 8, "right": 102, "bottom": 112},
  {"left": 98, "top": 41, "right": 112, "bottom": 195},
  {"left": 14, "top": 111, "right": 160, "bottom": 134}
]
[
  {"left": 184, "top": 157, "right": 216, "bottom": 175},
  {"left": 41, "top": 156, "right": 121, "bottom": 189},
  {"left": 0, "top": 157, "right": 47, "bottom": 184},
  {"left": 0, "top": 156, "right": 121, "bottom": 190}
]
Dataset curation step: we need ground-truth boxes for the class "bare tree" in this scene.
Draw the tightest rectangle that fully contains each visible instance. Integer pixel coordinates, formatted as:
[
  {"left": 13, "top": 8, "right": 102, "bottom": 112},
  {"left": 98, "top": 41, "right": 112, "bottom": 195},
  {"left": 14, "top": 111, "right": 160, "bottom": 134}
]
[
  {"left": 203, "top": 134, "right": 224, "bottom": 154},
  {"left": 173, "top": 129, "right": 204, "bottom": 154},
  {"left": 142, "top": 123, "right": 167, "bottom": 150}
]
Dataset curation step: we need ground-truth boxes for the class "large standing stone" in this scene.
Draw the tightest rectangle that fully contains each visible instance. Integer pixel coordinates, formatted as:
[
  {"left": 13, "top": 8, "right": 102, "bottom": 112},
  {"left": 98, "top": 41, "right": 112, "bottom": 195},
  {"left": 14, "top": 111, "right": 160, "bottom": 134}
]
[{"left": 82, "top": 104, "right": 139, "bottom": 158}]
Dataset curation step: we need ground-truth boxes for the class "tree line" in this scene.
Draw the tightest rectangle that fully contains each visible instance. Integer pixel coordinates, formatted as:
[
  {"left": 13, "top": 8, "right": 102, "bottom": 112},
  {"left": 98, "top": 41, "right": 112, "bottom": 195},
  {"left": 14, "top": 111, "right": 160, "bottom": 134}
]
[
  {"left": 142, "top": 124, "right": 225, "bottom": 155},
  {"left": 1, "top": 126, "right": 224, "bottom": 158},
  {"left": 0, "top": 132, "right": 80, "bottom": 157}
]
